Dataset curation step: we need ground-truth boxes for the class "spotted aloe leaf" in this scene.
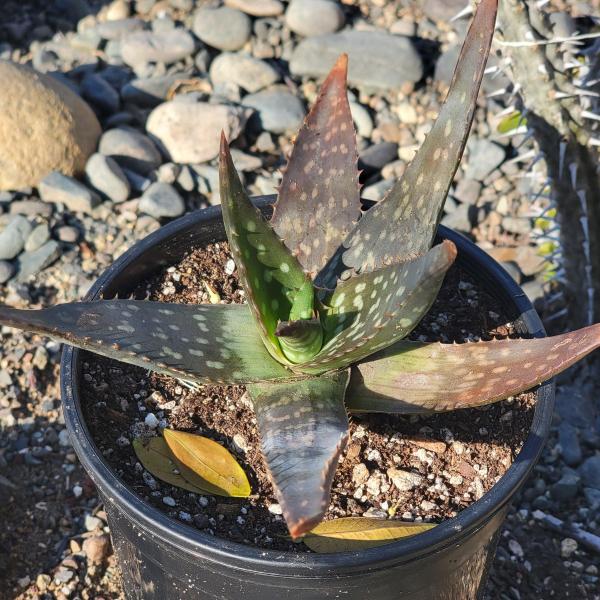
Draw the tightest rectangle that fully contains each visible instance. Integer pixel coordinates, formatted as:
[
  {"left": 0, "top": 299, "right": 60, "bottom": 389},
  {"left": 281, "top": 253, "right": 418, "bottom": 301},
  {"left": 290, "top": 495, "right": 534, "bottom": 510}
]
[
  {"left": 219, "top": 134, "right": 321, "bottom": 364},
  {"left": 296, "top": 241, "right": 456, "bottom": 374},
  {"left": 0, "top": 301, "right": 291, "bottom": 384},
  {"left": 319, "top": 0, "right": 498, "bottom": 287},
  {"left": 247, "top": 370, "right": 350, "bottom": 538},
  {"left": 347, "top": 324, "right": 600, "bottom": 413},
  {"left": 270, "top": 53, "right": 361, "bottom": 279}
]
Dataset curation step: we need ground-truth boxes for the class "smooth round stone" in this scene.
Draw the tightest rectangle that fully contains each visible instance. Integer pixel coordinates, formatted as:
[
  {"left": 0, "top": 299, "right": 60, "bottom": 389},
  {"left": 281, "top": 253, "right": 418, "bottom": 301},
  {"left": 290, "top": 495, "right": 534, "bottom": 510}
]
[
  {"left": 465, "top": 138, "right": 505, "bottom": 181},
  {"left": 95, "top": 18, "right": 144, "bottom": 40},
  {"left": 422, "top": 0, "right": 466, "bottom": 22},
  {"left": 120, "top": 29, "right": 196, "bottom": 67},
  {"left": 192, "top": 7, "right": 251, "bottom": 51},
  {"left": 242, "top": 87, "right": 305, "bottom": 134},
  {"left": 17, "top": 240, "right": 60, "bottom": 282},
  {"left": 24, "top": 223, "right": 51, "bottom": 253},
  {"left": 81, "top": 73, "right": 120, "bottom": 113},
  {"left": 285, "top": 0, "right": 345, "bottom": 37},
  {"left": 146, "top": 102, "right": 247, "bottom": 164},
  {"left": 39, "top": 172, "right": 101, "bottom": 214},
  {"left": 121, "top": 72, "right": 191, "bottom": 107},
  {"left": 99, "top": 127, "right": 162, "bottom": 175},
  {"left": 104, "top": 0, "right": 130, "bottom": 20},
  {"left": 138, "top": 182, "right": 185, "bottom": 219},
  {"left": 56, "top": 225, "right": 80, "bottom": 243},
  {"left": 0, "top": 60, "right": 101, "bottom": 191},
  {"left": 225, "top": 0, "right": 283, "bottom": 16},
  {"left": 209, "top": 53, "right": 279, "bottom": 93},
  {"left": 85, "top": 153, "right": 131, "bottom": 203},
  {"left": 0, "top": 216, "right": 31, "bottom": 260},
  {"left": 290, "top": 31, "right": 423, "bottom": 91},
  {"left": 0, "top": 260, "right": 14, "bottom": 283}
]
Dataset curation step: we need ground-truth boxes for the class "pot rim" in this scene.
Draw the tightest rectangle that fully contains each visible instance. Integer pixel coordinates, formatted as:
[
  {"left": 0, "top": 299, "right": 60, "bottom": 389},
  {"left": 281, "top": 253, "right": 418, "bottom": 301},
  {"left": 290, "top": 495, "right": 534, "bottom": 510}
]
[{"left": 61, "top": 196, "right": 554, "bottom": 575}]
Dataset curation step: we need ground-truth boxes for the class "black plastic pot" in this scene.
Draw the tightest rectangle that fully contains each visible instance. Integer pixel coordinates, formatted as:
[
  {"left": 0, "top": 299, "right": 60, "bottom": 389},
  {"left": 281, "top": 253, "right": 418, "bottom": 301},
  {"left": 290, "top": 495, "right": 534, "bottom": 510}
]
[{"left": 61, "top": 197, "right": 554, "bottom": 600}]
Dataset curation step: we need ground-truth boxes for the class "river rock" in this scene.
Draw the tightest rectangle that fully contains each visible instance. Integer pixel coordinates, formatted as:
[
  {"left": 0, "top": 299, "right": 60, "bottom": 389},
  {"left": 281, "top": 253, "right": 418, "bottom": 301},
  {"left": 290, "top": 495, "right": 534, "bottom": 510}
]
[
  {"left": 120, "top": 29, "right": 196, "bottom": 67},
  {"left": 285, "top": 0, "right": 345, "bottom": 37},
  {"left": 138, "top": 182, "right": 185, "bottom": 218},
  {"left": 0, "top": 216, "right": 32, "bottom": 260},
  {"left": 146, "top": 101, "right": 247, "bottom": 163},
  {"left": 465, "top": 138, "right": 505, "bottom": 181},
  {"left": 96, "top": 18, "right": 144, "bottom": 40},
  {"left": 579, "top": 455, "right": 600, "bottom": 490},
  {"left": 81, "top": 73, "right": 120, "bottom": 113},
  {"left": 39, "top": 172, "right": 101, "bottom": 213},
  {"left": 225, "top": 0, "right": 283, "bottom": 16},
  {"left": 24, "top": 223, "right": 51, "bottom": 253},
  {"left": 98, "top": 127, "right": 162, "bottom": 174},
  {"left": 121, "top": 72, "right": 190, "bottom": 107},
  {"left": 242, "top": 87, "right": 305, "bottom": 134},
  {"left": 17, "top": 241, "right": 60, "bottom": 281},
  {"left": 193, "top": 7, "right": 251, "bottom": 51},
  {"left": 85, "top": 153, "right": 130, "bottom": 202},
  {"left": 290, "top": 31, "right": 423, "bottom": 91},
  {"left": 0, "top": 60, "right": 101, "bottom": 191},
  {"left": 209, "top": 53, "right": 279, "bottom": 93},
  {"left": 422, "top": 0, "right": 467, "bottom": 22}
]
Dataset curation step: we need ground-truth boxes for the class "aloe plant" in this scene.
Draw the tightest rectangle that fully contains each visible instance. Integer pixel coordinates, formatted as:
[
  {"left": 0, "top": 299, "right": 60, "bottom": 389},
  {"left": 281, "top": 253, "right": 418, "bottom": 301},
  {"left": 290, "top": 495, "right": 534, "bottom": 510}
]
[{"left": 1, "top": 0, "right": 600, "bottom": 538}]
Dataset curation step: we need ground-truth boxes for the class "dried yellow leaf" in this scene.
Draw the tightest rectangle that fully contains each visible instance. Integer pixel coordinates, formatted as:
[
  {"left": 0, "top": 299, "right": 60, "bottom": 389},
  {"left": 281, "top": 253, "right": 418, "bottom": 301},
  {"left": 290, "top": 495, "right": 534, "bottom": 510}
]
[
  {"left": 163, "top": 429, "right": 251, "bottom": 497},
  {"left": 133, "top": 437, "right": 209, "bottom": 494},
  {"left": 303, "top": 517, "right": 435, "bottom": 553}
]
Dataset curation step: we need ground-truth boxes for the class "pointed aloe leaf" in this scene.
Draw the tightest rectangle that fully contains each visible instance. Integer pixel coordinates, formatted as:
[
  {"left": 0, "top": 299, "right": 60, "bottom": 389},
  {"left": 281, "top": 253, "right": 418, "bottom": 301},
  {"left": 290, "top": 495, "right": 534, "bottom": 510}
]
[
  {"left": 347, "top": 324, "right": 600, "bottom": 413},
  {"left": 270, "top": 53, "right": 361, "bottom": 278},
  {"left": 219, "top": 134, "right": 320, "bottom": 364},
  {"left": 0, "top": 301, "right": 292, "bottom": 384},
  {"left": 318, "top": 0, "right": 497, "bottom": 286},
  {"left": 275, "top": 318, "right": 324, "bottom": 364},
  {"left": 297, "top": 241, "right": 456, "bottom": 374},
  {"left": 247, "top": 370, "right": 350, "bottom": 538}
]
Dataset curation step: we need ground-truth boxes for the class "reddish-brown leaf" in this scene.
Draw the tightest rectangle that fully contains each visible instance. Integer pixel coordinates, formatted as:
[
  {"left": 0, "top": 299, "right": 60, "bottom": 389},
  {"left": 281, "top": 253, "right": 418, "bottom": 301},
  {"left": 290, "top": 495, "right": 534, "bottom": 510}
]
[
  {"left": 347, "top": 324, "right": 600, "bottom": 413},
  {"left": 270, "top": 54, "right": 361, "bottom": 278},
  {"left": 247, "top": 370, "right": 350, "bottom": 538},
  {"left": 319, "top": 0, "right": 498, "bottom": 287}
]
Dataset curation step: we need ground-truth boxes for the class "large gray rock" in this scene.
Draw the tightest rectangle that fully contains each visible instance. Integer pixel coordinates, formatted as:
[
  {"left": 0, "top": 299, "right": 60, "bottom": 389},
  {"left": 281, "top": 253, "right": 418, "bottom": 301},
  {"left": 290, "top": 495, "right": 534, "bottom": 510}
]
[
  {"left": 209, "top": 53, "right": 279, "bottom": 93},
  {"left": 85, "top": 153, "right": 130, "bottom": 203},
  {"left": 39, "top": 172, "right": 101, "bottom": 213},
  {"left": 99, "top": 127, "right": 162, "bottom": 175},
  {"left": 139, "top": 182, "right": 185, "bottom": 218},
  {"left": 146, "top": 102, "right": 247, "bottom": 164},
  {"left": 285, "top": 0, "right": 345, "bottom": 37},
  {"left": 0, "top": 60, "right": 101, "bottom": 191},
  {"left": 193, "top": 7, "right": 251, "bottom": 51},
  {"left": 290, "top": 31, "right": 423, "bottom": 91},
  {"left": 242, "top": 87, "right": 305, "bottom": 134},
  {"left": 120, "top": 29, "right": 195, "bottom": 67}
]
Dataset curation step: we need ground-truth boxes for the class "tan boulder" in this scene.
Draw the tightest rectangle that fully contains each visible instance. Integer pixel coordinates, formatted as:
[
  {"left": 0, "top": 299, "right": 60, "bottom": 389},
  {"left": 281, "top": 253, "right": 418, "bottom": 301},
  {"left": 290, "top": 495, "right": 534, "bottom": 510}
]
[{"left": 0, "top": 60, "right": 101, "bottom": 191}]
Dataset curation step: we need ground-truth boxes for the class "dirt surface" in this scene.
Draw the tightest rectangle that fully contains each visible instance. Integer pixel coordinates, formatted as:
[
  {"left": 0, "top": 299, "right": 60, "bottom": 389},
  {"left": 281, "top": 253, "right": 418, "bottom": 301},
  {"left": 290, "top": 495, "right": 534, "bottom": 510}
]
[{"left": 81, "top": 241, "right": 534, "bottom": 551}]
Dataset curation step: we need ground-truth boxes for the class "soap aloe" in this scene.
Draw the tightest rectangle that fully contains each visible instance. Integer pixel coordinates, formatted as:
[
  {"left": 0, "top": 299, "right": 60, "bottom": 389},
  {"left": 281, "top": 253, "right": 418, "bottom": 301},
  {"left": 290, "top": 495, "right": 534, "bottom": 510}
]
[{"left": 2, "top": 0, "right": 599, "bottom": 538}]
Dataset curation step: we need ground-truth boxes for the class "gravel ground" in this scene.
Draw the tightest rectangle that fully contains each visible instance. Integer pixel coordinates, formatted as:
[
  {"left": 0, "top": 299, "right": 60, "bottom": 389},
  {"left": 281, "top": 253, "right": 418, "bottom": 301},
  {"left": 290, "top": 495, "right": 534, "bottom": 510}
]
[{"left": 0, "top": 0, "right": 599, "bottom": 598}]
